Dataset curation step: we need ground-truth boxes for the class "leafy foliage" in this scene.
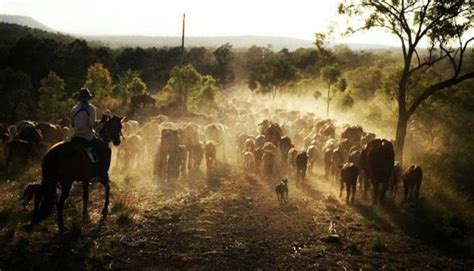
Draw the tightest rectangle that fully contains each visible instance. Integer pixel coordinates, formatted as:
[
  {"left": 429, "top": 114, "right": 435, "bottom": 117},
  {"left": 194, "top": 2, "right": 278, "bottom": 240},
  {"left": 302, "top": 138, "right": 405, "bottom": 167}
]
[
  {"left": 0, "top": 67, "right": 32, "bottom": 122},
  {"left": 115, "top": 70, "right": 147, "bottom": 104},
  {"left": 163, "top": 64, "right": 218, "bottom": 112},
  {"left": 338, "top": 0, "right": 474, "bottom": 160},
  {"left": 321, "top": 64, "right": 343, "bottom": 115},
  {"left": 37, "top": 71, "right": 72, "bottom": 121},
  {"left": 246, "top": 47, "right": 298, "bottom": 97},
  {"left": 83, "top": 63, "right": 113, "bottom": 108}
]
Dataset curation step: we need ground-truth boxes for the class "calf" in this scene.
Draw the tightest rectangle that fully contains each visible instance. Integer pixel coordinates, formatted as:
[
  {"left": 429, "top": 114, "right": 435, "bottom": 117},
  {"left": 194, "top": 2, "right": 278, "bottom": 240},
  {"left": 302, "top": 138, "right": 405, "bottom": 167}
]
[
  {"left": 402, "top": 165, "right": 423, "bottom": 204},
  {"left": 340, "top": 163, "right": 359, "bottom": 204},
  {"left": 275, "top": 179, "right": 288, "bottom": 204}
]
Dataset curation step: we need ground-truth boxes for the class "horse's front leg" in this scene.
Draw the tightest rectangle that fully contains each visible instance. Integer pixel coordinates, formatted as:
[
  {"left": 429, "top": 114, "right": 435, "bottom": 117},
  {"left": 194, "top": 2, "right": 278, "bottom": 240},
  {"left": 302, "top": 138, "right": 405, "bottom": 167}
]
[{"left": 82, "top": 181, "right": 90, "bottom": 223}]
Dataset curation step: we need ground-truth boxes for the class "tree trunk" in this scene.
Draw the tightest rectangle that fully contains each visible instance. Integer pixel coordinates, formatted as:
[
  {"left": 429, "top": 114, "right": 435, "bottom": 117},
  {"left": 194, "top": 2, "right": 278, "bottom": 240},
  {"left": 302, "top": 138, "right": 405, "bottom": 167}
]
[{"left": 395, "top": 112, "right": 408, "bottom": 164}]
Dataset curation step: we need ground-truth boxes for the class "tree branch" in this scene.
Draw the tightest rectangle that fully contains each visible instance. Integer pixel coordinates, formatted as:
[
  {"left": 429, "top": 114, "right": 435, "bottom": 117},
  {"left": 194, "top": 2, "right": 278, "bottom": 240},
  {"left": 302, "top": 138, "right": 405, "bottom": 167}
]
[
  {"left": 409, "top": 49, "right": 448, "bottom": 74},
  {"left": 407, "top": 71, "right": 474, "bottom": 117}
]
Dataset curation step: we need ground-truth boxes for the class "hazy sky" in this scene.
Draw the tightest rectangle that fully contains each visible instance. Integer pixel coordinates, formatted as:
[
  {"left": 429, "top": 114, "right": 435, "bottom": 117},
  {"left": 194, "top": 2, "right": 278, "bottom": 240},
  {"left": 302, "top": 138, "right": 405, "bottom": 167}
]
[{"left": 0, "top": 0, "right": 401, "bottom": 45}]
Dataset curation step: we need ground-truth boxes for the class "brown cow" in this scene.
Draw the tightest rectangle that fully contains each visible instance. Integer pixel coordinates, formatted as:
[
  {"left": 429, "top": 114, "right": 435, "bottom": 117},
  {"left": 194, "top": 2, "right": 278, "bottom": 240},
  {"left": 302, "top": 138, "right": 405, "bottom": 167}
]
[
  {"left": 155, "top": 129, "right": 180, "bottom": 182},
  {"left": 361, "top": 139, "right": 395, "bottom": 205},
  {"left": 263, "top": 123, "right": 283, "bottom": 147}
]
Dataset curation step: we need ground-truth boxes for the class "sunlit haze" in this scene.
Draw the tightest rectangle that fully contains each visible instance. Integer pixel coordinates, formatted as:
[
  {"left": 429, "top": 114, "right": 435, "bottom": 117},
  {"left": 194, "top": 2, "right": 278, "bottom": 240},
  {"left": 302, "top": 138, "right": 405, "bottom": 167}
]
[{"left": 0, "top": 0, "right": 401, "bottom": 45}]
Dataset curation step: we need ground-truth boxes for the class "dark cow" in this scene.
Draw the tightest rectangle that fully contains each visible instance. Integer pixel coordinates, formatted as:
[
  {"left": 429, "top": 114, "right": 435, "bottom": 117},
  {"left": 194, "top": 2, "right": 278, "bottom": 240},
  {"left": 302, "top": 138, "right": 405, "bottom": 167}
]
[
  {"left": 37, "top": 123, "right": 64, "bottom": 148},
  {"left": 402, "top": 165, "right": 423, "bottom": 204},
  {"left": 263, "top": 123, "right": 283, "bottom": 147},
  {"left": 340, "top": 162, "right": 359, "bottom": 204},
  {"left": 319, "top": 122, "right": 335, "bottom": 138},
  {"left": 361, "top": 139, "right": 395, "bottom": 205},
  {"left": 131, "top": 94, "right": 156, "bottom": 109},
  {"left": 338, "top": 138, "right": 353, "bottom": 161},
  {"left": 7, "top": 126, "right": 45, "bottom": 174},
  {"left": 15, "top": 126, "right": 42, "bottom": 145},
  {"left": 361, "top": 132, "right": 376, "bottom": 146},
  {"left": 341, "top": 125, "right": 363, "bottom": 147},
  {"left": 295, "top": 151, "right": 308, "bottom": 182}
]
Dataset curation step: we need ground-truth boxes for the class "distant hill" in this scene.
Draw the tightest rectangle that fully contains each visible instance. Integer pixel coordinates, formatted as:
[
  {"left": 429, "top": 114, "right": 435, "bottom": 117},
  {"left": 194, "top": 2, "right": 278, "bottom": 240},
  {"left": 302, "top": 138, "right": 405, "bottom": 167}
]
[
  {"left": 81, "top": 35, "right": 315, "bottom": 50},
  {"left": 0, "top": 14, "right": 55, "bottom": 32},
  {"left": 80, "top": 35, "right": 395, "bottom": 51},
  {"left": 0, "top": 23, "right": 75, "bottom": 46}
]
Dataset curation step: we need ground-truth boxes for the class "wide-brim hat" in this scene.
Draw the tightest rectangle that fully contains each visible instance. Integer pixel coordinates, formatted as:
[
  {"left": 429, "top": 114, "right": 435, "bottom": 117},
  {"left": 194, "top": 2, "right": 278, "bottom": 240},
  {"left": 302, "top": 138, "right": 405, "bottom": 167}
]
[{"left": 74, "top": 88, "right": 94, "bottom": 101}]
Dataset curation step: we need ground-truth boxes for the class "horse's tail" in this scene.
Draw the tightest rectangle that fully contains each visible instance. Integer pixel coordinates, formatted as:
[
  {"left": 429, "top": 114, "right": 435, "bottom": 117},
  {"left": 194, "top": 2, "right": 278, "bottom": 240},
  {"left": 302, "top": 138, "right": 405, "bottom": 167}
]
[{"left": 31, "top": 145, "right": 59, "bottom": 224}]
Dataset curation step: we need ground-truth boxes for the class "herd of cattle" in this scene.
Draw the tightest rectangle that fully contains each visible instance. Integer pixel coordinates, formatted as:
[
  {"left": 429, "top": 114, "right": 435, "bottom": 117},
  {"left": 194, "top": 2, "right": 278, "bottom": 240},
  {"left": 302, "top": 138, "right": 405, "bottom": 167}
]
[{"left": 0, "top": 97, "right": 423, "bottom": 206}]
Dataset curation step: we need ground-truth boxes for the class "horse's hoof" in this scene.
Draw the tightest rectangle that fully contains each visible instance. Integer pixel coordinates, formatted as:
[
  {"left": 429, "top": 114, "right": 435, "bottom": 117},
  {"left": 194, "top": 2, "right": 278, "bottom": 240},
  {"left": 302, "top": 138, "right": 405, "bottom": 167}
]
[
  {"left": 102, "top": 209, "right": 108, "bottom": 217},
  {"left": 83, "top": 215, "right": 91, "bottom": 224}
]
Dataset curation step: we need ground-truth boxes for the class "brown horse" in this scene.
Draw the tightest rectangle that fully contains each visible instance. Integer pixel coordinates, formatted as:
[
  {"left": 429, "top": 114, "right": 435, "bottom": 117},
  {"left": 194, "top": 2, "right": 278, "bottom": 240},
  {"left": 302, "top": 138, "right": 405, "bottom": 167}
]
[{"left": 27, "top": 115, "right": 124, "bottom": 231}]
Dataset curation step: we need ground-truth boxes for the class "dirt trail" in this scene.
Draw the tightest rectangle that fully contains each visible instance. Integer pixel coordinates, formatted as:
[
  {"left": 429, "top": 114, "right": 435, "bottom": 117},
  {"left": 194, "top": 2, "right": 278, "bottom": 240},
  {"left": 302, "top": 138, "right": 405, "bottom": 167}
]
[{"left": 0, "top": 163, "right": 472, "bottom": 270}]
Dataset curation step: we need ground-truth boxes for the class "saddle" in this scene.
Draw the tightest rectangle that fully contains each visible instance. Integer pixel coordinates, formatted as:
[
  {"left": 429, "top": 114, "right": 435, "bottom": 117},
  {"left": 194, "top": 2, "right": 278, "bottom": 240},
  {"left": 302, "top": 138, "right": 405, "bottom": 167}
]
[{"left": 70, "top": 137, "right": 99, "bottom": 164}]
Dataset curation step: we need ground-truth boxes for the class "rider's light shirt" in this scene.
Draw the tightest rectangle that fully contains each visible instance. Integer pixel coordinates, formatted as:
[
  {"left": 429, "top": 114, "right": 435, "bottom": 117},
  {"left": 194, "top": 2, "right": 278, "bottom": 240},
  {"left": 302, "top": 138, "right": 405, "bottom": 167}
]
[{"left": 71, "top": 102, "right": 97, "bottom": 141}]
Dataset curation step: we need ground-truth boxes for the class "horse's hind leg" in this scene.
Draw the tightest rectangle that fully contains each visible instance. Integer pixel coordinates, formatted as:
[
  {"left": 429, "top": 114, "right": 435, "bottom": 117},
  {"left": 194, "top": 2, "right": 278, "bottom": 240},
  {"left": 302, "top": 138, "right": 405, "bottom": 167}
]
[
  {"left": 57, "top": 182, "right": 72, "bottom": 231},
  {"left": 82, "top": 181, "right": 90, "bottom": 223},
  {"left": 99, "top": 179, "right": 110, "bottom": 217}
]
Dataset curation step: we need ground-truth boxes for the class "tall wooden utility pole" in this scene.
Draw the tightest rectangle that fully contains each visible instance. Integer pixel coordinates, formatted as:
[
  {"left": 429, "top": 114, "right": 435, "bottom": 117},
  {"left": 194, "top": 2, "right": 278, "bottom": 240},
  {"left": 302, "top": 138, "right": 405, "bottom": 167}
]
[{"left": 181, "top": 13, "right": 186, "bottom": 64}]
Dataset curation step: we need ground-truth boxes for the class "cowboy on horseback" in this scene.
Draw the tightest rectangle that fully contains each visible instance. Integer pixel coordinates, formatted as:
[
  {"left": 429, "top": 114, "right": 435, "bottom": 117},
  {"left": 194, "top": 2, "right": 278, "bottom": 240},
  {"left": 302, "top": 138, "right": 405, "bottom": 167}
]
[
  {"left": 25, "top": 89, "right": 123, "bottom": 231},
  {"left": 70, "top": 88, "right": 111, "bottom": 182}
]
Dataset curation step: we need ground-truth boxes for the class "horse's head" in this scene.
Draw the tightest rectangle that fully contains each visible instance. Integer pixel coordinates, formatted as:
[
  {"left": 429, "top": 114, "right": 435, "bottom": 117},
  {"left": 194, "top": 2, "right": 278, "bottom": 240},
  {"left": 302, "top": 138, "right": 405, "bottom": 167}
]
[{"left": 101, "top": 115, "right": 125, "bottom": 146}]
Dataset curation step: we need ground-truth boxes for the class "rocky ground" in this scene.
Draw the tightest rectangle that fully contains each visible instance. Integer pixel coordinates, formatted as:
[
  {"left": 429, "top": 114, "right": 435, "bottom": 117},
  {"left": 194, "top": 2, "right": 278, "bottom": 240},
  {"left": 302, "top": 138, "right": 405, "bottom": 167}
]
[{"left": 0, "top": 162, "right": 473, "bottom": 270}]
